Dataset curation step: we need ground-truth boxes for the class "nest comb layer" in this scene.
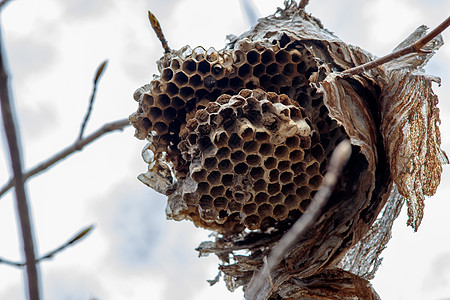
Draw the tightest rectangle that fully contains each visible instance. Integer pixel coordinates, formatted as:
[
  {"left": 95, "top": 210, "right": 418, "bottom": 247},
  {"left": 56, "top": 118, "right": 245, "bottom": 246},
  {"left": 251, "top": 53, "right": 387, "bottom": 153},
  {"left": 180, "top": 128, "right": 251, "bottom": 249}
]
[{"left": 130, "top": 37, "right": 349, "bottom": 232}]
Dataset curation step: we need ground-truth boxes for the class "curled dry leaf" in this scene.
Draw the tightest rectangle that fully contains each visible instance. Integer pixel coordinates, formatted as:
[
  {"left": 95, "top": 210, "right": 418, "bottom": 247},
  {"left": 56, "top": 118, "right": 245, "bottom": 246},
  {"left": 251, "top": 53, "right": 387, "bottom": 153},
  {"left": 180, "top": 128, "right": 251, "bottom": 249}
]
[{"left": 130, "top": 1, "right": 446, "bottom": 298}]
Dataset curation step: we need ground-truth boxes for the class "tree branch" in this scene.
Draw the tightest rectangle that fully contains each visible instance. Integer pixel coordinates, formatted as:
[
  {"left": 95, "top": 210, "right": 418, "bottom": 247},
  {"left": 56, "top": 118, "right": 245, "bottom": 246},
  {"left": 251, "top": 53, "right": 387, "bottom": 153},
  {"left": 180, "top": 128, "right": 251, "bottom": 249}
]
[
  {"left": 0, "top": 224, "right": 95, "bottom": 268},
  {"left": 36, "top": 224, "right": 95, "bottom": 263},
  {"left": 148, "top": 10, "right": 171, "bottom": 53},
  {"left": 0, "top": 118, "right": 130, "bottom": 199},
  {"left": 0, "top": 21, "right": 40, "bottom": 300},
  {"left": 341, "top": 16, "right": 450, "bottom": 76},
  {"left": 245, "top": 140, "right": 352, "bottom": 299},
  {"left": 78, "top": 60, "right": 108, "bottom": 140}
]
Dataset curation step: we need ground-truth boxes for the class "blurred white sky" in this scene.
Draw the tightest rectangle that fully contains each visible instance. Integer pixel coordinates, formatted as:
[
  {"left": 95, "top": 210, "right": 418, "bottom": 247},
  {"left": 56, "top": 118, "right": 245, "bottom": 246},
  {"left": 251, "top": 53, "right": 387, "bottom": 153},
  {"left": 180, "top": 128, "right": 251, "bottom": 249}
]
[{"left": 0, "top": 0, "right": 449, "bottom": 299}]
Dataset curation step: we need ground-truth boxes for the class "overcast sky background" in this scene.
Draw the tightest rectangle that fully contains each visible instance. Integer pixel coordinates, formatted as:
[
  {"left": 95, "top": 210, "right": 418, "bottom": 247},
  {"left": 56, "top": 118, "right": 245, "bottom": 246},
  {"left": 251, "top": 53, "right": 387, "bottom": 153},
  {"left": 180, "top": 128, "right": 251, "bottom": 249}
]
[{"left": 0, "top": 1, "right": 449, "bottom": 299}]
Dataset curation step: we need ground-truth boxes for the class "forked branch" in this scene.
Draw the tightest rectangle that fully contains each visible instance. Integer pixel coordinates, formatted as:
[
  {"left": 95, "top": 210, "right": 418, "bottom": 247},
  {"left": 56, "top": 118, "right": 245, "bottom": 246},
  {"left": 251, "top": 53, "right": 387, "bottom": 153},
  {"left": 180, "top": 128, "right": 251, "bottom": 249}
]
[
  {"left": 78, "top": 60, "right": 109, "bottom": 140},
  {"left": 341, "top": 16, "right": 450, "bottom": 76},
  {"left": 0, "top": 21, "right": 40, "bottom": 300}
]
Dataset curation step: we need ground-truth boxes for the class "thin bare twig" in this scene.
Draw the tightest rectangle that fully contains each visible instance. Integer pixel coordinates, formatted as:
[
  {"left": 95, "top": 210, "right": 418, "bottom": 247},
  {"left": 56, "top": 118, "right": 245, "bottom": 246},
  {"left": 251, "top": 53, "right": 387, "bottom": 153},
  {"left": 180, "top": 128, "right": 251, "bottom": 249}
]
[
  {"left": 0, "top": 22, "right": 40, "bottom": 300},
  {"left": 246, "top": 140, "right": 352, "bottom": 299},
  {"left": 0, "top": 118, "right": 130, "bottom": 199},
  {"left": 0, "top": 256, "right": 24, "bottom": 267},
  {"left": 0, "top": 225, "right": 95, "bottom": 268},
  {"left": 78, "top": 60, "right": 108, "bottom": 140},
  {"left": 37, "top": 225, "right": 95, "bottom": 263},
  {"left": 148, "top": 10, "right": 171, "bottom": 53},
  {"left": 341, "top": 16, "right": 450, "bottom": 76}
]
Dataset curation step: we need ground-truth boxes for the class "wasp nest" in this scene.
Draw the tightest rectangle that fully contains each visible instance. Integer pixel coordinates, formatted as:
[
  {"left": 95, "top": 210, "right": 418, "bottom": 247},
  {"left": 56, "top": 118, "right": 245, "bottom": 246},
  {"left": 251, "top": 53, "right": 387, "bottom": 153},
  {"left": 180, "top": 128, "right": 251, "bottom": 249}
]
[{"left": 130, "top": 35, "right": 348, "bottom": 233}]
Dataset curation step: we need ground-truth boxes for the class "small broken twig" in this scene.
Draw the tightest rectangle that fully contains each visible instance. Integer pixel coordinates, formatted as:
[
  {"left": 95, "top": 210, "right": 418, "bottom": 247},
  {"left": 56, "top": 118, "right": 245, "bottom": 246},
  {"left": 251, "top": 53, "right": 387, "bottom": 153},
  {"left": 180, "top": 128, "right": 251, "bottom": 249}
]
[
  {"left": 0, "top": 21, "right": 40, "bottom": 300},
  {"left": 148, "top": 10, "right": 171, "bottom": 53},
  {"left": 341, "top": 16, "right": 450, "bottom": 76},
  {"left": 246, "top": 140, "right": 352, "bottom": 299},
  {"left": 78, "top": 60, "right": 108, "bottom": 140},
  {"left": 0, "top": 118, "right": 130, "bottom": 199}
]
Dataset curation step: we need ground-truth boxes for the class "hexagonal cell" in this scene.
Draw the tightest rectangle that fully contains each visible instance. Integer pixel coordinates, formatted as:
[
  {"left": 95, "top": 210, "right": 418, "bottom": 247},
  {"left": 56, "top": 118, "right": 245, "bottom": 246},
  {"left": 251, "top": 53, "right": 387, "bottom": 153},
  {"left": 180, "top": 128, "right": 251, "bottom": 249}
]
[
  {"left": 296, "top": 186, "right": 311, "bottom": 200},
  {"left": 280, "top": 171, "right": 293, "bottom": 184},
  {"left": 308, "top": 174, "right": 323, "bottom": 189},
  {"left": 181, "top": 59, "right": 196, "bottom": 75},
  {"left": 162, "top": 68, "right": 174, "bottom": 81},
  {"left": 269, "top": 169, "right": 280, "bottom": 182},
  {"left": 264, "top": 157, "right": 277, "bottom": 169},
  {"left": 257, "top": 203, "right": 272, "bottom": 217},
  {"left": 246, "top": 154, "right": 261, "bottom": 166},
  {"left": 267, "top": 182, "right": 281, "bottom": 195},
  {"left": 255, "top": 192, "right": 269, "bottom": 204},
  {"left": 277, "top": 160, "right": 291, "bottom": 171},
  {"left": 243, "top": 140, "right": 259, "bottom": 153},
  {"left": 250, "top": 166, "right": 265, "bottom": 180},
  {"left": 243, "top": 203, "right": 257, "bottom": 215},
  {"left": 230, "top": 150, "right": 246, "bottom": 163},
  {"left": 299, "top": 198, "right": 311, "bottom": 213},
  {"left": 211, "top": 186, "right": 225, "bottom": 197},
  {"left": 254, "top": 179, "right": 267, "bottom": 192},
  {"left": 273, "top": 204, "right": 288, "bottom": 221},
  {"left": 154, "top": 122, "right": 168, "bottom": 134},
  {"left": 218, "top": 159, "right": 233, "bottom": 172},
  {"left": 243, "top": 214, "right": 260, "bottom": 230},
  {"left": 234, "top": 162, "right": 248, "bottom": 175},
  {"left": 228, "top": 133, "right": 243, "bottom": 149},
  {"left": 163, "top": 107, "right": 177, "bottom": 123},
  {"left": 259, "top": 143, "right": 273, "bottom": 156},
  {"left": 246, "top": 50, "right": 261, "bottom": 65},
  {"left": 306, "top": 161, "right": 320, "bottom": 176},
  {"left": 284, "top": 194, "right": 299, "bottom": 209},
  {"left": 197, "top": 182, "right": 210, "bottom": 194},
  {"left": 207, "top": 171, "right": 222, "bottom": 185},
  {"left": 253, "top": 64, "right": 265, "bottom": 77},
  {"left": 293, "top": 173, "right": 308, "bottom": 186},
  {"left": 204, "top": 156, "right": 218, "bottom": 170},
  {"left": 199, "top": 195, "right": 213, "bottom": 210},
  {"left": 261, "top": 49, "right": 275, "bottom": 65},
  {"left": 281, "top": 182, "right": 296, "bottom": 195},
  {"left": 255, "top": 131, "right": 270, "bottom": 142},
  {"left": 228, "top": 200, "right": 242, "bottom": 213},
  {"left": 266, "top": 63, "right": 280, "bottom": 75},
  {"left": 275, "top": 145, "right": 289, "bottom": 159},
  {"left": 269, "top": 193, "right": 283, "bottom": 204}
]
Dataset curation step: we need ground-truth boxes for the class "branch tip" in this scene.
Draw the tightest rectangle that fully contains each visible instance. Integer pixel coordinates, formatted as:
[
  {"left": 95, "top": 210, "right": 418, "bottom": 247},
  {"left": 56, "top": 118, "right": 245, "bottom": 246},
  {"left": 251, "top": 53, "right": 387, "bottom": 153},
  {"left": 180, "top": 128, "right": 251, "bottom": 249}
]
[
  {"left": 341, "top": 15, "right": 450, "bottom": 77},
  {"left": 148, "top": 10, "right": 171, "bottom": 53}
]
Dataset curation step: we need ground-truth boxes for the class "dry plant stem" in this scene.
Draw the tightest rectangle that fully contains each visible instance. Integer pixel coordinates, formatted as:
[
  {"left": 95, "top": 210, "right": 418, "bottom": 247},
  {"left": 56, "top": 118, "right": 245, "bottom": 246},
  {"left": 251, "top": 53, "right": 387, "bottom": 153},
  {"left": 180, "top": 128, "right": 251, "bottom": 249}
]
[
  {"left": 148, "top": 10, "right": 171, "bottom": 53},
  {"left": 0, "top": 118, "right": 130, "bottom": 199},
  {"left": 341, "top": 16, "right": 450, "bottom": 76},
  {"left": 78, "top": 60, "right": 109, "bottom": 140},
  {"left": 247, "top": 140, "right": 352, "bottom": 298},
  {"left": 0, "top": 23, "right": 40, "bottom": 300}
]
